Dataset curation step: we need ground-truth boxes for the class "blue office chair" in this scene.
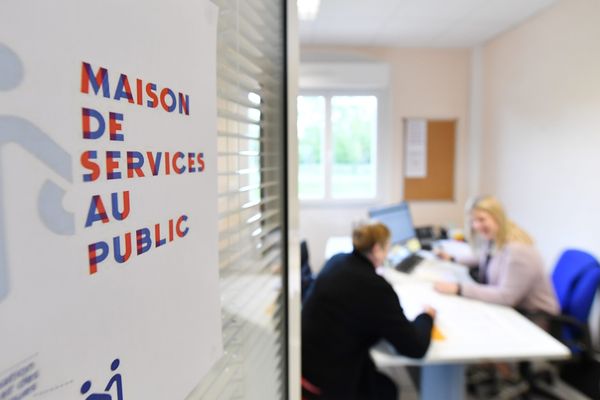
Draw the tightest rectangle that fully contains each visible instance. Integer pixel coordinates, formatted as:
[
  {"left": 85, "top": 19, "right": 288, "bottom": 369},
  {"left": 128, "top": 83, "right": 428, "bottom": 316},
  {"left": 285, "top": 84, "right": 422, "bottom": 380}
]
[
  {"left": 550, "top": 249, "right": 600, "bottom": 353},
  {"left": 519, "top": 249, "right": 600, "bottom": 399}
]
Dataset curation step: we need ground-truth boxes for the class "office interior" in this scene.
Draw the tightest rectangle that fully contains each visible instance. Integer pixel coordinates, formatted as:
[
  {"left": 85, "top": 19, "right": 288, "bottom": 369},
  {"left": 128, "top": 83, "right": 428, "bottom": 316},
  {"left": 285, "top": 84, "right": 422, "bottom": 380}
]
[
  {"left": 293, "top": 0, "right": 600, "bottom": 399},
  {"left": 296, "top": 0, "right": 600, "bottom": 275},
  {"left": 1, "top": 0, "right": 599, "bottom": 399}
]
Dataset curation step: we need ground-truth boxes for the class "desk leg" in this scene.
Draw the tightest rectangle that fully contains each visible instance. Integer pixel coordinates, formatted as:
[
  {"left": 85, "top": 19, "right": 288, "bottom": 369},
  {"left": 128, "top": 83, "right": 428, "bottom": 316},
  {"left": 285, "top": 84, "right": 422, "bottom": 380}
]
[{"left": 421, "top": 364, "right": 465, "bottom": 400}]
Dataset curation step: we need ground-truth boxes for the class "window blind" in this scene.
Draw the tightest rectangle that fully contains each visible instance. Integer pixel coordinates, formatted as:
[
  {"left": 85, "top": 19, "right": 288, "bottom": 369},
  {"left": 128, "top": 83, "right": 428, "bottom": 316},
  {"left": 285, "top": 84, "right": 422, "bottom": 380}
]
[{"left": 187, "top": 0, "right": 287, "bottom": 399}]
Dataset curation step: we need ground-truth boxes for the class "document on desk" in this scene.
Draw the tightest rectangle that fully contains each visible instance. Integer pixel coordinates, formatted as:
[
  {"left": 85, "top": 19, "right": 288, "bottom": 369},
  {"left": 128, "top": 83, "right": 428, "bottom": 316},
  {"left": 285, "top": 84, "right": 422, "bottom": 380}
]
[
  {"left": 438, "top": 239, "right": 473, "bottom": 261},
  {"left": 391, "top": 281, "right": 568, "bottom": 363},
  {"left": 372, "top": 277, "right": 569, "bottom": 369},
  {"left": 395, "top": 282, "right": 520, "bottom": 340},
  {"left": 405, "top": 259, "right": 472, "bottom": 283},
  {"left": 395, "top": 282, "right": 446, "bottom": 341}
]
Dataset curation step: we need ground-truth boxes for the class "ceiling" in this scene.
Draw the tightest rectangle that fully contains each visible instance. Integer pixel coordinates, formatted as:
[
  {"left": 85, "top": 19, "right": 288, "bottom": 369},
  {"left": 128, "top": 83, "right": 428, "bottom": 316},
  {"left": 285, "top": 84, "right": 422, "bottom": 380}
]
[{"left": 299, "top": 0, "right": 558, "bottom": 47}]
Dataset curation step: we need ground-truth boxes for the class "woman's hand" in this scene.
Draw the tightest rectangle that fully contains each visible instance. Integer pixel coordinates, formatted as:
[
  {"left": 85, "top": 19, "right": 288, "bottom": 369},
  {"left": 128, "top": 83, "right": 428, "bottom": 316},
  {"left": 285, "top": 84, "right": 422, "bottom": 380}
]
[
  {"left": 422, "top": 305, "right": 437, "bottom": 319},
  {"left": 434, "top": 282, "right": 459, "bottom": 295},
  {"left": 433, "top": 248, "right": 453, "bottom": 261}
]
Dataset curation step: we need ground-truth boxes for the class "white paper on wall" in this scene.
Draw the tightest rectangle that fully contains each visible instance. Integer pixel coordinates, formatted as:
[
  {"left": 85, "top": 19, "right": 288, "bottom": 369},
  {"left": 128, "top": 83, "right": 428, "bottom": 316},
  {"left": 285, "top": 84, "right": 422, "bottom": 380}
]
[
  {"left": 0, "top": 1, "right": 222, "bottom": 398},
  {"left": 404, "top": 119, "right": 428, "bottom": 178}
]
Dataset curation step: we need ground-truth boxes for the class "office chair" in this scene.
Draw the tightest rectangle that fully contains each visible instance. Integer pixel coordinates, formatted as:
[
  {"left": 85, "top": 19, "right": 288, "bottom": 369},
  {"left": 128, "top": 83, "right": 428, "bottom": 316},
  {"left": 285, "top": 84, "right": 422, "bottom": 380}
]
[
  {"left": 518, "top": 249, "right": 600, "bottom": 399},
  {"left": 551, "top": 249, "right": 600, "bottom": 352},
  {"left": 300, "top": 240, "right": 314, "bottom": 300},
  {"left": 415, "top": 225, "right": 435, "bottom": 250}
]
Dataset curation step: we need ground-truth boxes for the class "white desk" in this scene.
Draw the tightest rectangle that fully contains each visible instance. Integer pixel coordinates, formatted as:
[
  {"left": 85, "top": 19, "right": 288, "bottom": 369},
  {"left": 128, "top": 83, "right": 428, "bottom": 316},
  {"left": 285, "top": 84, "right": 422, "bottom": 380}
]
[
  {"left": 374, "top": 268, "right": 570, "bottom": 400},
  {"left": 323, "top": 237, "right": 571, "bottom": 400}
]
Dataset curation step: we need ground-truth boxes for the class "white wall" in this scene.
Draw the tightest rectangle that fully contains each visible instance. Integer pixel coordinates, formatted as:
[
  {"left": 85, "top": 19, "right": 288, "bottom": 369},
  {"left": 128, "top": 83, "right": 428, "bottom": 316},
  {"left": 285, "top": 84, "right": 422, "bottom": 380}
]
[
  {"left": 299, "top": 47, "right": 470, "bottom": 271},
  {"left": 480, "top": 0, "right": 600, "bottom": 268},
  {"left": 468, "top": 46, "right": 483, "bottom": 198}
]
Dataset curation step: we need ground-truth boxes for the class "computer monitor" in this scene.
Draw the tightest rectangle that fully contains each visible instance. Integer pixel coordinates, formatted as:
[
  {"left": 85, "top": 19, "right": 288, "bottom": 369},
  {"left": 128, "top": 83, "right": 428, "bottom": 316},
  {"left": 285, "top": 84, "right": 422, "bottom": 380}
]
[{"left": 368, "top": 202, "right": 417, "bottom": 245}]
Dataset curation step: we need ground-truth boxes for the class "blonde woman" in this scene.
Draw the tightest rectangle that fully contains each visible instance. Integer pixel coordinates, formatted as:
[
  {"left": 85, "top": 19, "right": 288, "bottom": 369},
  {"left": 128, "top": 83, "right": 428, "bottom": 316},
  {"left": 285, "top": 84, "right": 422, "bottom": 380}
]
[
  {"left": 302, "top": 221, "right": 436, "bottom": 400},
  {"left": 434, "top": 196, "right": 558, "bottom": 315}
]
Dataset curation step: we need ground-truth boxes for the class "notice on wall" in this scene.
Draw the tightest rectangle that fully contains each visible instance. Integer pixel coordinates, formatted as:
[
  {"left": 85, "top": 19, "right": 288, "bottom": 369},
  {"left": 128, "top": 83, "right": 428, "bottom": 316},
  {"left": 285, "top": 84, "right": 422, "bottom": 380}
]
[
  {"left": 0, "top": 1, "right": 222, "bottom": 399},
  {"left": 404, "top": 119, "right": 428, "bottom": 178}
]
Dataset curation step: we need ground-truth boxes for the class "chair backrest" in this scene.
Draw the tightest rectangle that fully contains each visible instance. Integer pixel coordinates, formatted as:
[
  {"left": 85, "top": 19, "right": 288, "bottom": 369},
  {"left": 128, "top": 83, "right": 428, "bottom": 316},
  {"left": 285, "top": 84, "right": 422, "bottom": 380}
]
[
  {"left": 301, "top": 240, "right": 309, "bottom": 267},
  {"left": 300, "top": 240, "right": 314, "bottom": 300},
  {"left": 552, "top": 249, "right": 600, "bottom": 323}
]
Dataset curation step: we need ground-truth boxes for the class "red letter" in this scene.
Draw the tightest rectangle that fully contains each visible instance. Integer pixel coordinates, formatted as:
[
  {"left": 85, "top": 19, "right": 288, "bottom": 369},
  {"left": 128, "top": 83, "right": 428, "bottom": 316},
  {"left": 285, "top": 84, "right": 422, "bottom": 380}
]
[
  {"left": 82, "top": 107, "right": 105, "bottom": 140},
  {"left": 178, "top": 92, "right": 190, "bottom": 115},
  {"left": 172, "top": 152, "right": 185, "bottom": 174},
  {"left": 81, "top": 151, "right": 100, "bottom": 182},
  {"left": 197, "top": 153, "right": 205, "bottom": 172},
  {"left": 106, "top": 151, "right": 122, "bottom": 180},
  {"left": 88, "top": 241, "right": 109, "bottom": 274},
  {"left": 126, "top": 151, "right": 145, "bottom": 178},
  {"left": 145, "top": 82, "right": 158, "bottom": 108},
  {"left": 109, "top": 112, "right": 124, "bottom": 141},
  {"left": 176, "top": 215, "right": 189, "bottom": 238},
  {"left": 187, "top": 152, "right": 196, "bottom": 173},
  {"left": 165, "top": 152, "right": 171, "bottom": 175},
  {"left": 155, "top": 223, "right": 166, "bottom": 247},
  {"left": 168, "top": 218, "right": 174, "bottom": 242},
  {"left": 85, "top": 195, "right": 109, "bottom": 227},
  {"left": 114, "top": 74, "right": 134, "bottom": 103},
  {"left": 111, "top": 191, "right": 130, "bottom": 221},
  {"left": 113, "top": 233, "right": 132, "bottom": 263},
  {"left": 136, "top": 228, "right": 152, "bottom": 255},
  {"left": 136, "top": 78, "right": 143, "bottom": 105},
  {"left": 147, "top": 151, "right": 162, "bottom": 176},
  {"left": 81, "top": 62, "right": 109, "bottom": 98}
]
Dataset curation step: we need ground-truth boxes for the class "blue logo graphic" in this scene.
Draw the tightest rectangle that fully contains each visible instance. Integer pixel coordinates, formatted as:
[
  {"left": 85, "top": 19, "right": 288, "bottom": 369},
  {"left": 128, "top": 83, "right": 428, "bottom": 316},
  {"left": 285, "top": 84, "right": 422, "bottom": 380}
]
[
  {"left": 80, "top": 358, "right": 124, "bottom": 399},
  {"left": 0, "top": 43, "right": 23, "bottom": 91},
  {"left": 0, "top": 42, "right": 75, "bottom": 303}
]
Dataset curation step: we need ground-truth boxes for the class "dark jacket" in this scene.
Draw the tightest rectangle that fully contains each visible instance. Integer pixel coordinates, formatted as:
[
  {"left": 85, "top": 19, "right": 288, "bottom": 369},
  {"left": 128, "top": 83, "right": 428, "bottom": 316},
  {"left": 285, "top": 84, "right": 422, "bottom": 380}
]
[{"left": 302, "top": 250, "right": 433, "bottom": 400}]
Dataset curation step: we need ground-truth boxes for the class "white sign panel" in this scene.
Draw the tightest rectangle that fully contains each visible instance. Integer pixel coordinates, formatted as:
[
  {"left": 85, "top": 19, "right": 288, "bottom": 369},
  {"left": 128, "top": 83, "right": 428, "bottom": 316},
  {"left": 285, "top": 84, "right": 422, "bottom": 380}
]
[
  {"left": 404, "top": 119, "right": 428, "bottom": 178},
  {"left": 0, "top": 1, "right": 222, "bottom": 399}
]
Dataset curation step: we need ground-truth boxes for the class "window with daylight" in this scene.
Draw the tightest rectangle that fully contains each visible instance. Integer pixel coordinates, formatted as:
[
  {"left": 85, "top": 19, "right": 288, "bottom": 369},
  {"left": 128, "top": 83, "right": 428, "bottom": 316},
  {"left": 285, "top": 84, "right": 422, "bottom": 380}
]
[{"left": 298, "top": 94, "right": 378, "bottom": 201}]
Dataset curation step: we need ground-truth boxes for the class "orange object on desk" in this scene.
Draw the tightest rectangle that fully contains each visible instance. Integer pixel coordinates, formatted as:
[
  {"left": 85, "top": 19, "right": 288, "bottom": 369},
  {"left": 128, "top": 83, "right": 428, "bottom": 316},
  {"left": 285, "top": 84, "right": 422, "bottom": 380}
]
[{"left": 431, "top": 325, "right": 446, "bottom": 341}]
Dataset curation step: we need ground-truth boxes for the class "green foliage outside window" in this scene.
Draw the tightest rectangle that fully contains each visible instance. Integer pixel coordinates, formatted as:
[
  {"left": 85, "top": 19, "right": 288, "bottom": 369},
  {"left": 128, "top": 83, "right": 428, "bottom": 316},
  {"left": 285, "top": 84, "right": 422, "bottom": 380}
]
[{"left": 332, "top": 96, "right": 376, "bottom": 165}]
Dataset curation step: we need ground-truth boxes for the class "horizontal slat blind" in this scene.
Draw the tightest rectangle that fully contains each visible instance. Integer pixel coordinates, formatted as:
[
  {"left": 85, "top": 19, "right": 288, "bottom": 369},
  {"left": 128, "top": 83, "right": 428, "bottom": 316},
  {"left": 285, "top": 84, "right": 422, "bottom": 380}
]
[{"left": 187, "top": 0, "right": 285, "bottom": 399}]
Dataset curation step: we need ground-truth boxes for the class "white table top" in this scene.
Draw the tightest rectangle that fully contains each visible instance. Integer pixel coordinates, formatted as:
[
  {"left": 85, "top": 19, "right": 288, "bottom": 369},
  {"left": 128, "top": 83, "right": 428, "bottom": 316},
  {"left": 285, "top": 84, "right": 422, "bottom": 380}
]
[
  {"left": 372, "top": 267, "right": 571, "bottom": 366},
  {"left": 323, "top": 235, "right": 571, "bottom": 366}
]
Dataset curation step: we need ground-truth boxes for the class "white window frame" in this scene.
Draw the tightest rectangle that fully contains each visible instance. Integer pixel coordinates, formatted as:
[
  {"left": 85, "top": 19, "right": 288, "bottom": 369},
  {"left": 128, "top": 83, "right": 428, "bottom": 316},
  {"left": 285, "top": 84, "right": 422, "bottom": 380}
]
[{"left": 298, "top": 89, "right": 384, "bottom": 206}]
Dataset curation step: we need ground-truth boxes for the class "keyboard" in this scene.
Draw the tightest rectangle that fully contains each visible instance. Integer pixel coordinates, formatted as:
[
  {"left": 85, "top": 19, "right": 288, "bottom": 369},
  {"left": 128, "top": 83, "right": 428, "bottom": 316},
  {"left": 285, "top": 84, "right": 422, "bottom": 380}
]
[{"left": 394, "top": 253, "right": 424, "bottom": 274}]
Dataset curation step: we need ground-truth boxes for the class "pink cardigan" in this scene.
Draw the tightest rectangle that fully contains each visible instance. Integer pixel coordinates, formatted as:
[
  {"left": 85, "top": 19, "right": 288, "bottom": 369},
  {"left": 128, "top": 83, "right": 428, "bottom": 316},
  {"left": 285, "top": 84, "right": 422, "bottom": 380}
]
[{"left": 459, "top": 242, "right": 559, "bottom": 315}]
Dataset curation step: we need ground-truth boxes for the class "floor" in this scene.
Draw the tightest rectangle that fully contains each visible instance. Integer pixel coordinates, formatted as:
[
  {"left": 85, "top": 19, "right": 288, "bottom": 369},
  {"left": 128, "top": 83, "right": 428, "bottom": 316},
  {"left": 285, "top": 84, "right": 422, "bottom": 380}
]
[{"left": 382, "top": 364, "right": 593, "bottom": 400}]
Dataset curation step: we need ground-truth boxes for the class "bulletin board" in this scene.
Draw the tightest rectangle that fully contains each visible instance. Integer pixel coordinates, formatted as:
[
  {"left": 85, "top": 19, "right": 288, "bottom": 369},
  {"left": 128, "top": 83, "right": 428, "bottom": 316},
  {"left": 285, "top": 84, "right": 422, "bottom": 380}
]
[{"left": 403, "top": 119, "right": 456, "bottom": 201}]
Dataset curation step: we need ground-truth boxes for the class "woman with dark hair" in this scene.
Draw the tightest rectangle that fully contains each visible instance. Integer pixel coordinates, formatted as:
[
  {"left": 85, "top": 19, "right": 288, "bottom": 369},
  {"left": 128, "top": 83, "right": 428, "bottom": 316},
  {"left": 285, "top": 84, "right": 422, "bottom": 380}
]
[{"left": 302, "top": 221, "right": 436, "bottom": 400}]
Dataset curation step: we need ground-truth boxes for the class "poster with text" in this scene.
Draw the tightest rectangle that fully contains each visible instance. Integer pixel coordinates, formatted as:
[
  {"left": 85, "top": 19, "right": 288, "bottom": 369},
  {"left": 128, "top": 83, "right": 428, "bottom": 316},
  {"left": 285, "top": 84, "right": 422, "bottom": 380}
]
[{"left": 0, "top": 0, "right": 222, "bottom": 399}]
